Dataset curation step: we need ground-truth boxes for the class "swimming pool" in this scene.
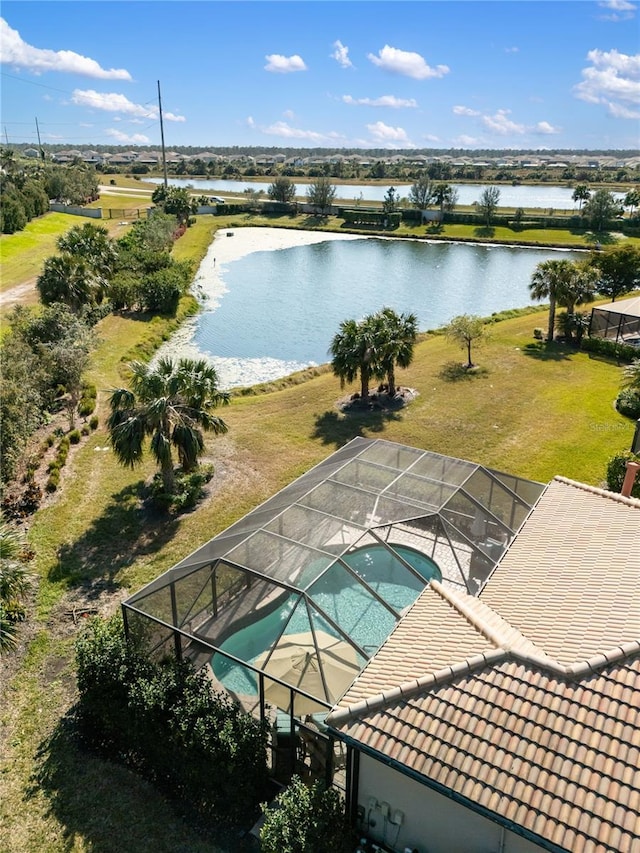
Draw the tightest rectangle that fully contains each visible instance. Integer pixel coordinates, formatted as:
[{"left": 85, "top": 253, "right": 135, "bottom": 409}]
[{"left": 211, "top": 543, "right": 441, "bottom": 701}]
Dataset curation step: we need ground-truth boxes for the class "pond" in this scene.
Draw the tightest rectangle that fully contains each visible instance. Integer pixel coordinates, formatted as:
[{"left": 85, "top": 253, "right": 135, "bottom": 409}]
[
  {"left": 147, "top": 176, "right": 625, "bottom": 210},
  {"left": 156, "top": 229, "right": 582, "bottom": 389}
]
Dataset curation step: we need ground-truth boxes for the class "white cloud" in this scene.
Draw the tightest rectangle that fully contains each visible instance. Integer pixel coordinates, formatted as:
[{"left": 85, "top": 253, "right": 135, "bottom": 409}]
[
  {"left": 456, "top": 104, "right": 562, "bottom": 138},
  {"left": 453, "top": 135, "right": 480, "bottom": 146},
  {"left": 573, "top": 49, "right": 640, "bottom": 117},
  {"left": 366, "top": 120, "right": 414, "bottom": 147},
  {"left": 0, "top": 18, "right": 132, "bottom": 80},
  {"left": 254, "top": 119, "right": 340, "bottom": 143},
  {"left": 608, "top": 101, "right": 640, "bottom": 118},
  {"left": 71, "top": 89, "right": 186, "bottom": 122},
  {"left": 423, "top": 133, "right": 440, "bottom": 142},
  {"left": 482, "top": 109, "right": 526, "bottom": 135},
  {"left": 106, "top": 128, "right": 151, "bottom": 144},
  {"left": 598, "top": 0, "right": 636, "bottom": 20},
  {"left": 453, "top": 105, "right": 481, "bottom": 116},
  {"left": 332, "top": 40, "right": 353, "bottom": 69},
  {"left": 534, "top": 121, "right": 561, "bottom": 135},
  {"left": 283, "top": 109, "right": 295, "bottom": 120},
  {"left": 367, "top": 45, "right": 449, "bottom": 80},
  {"left": 264, "top": 54, "right": 307, "bottom": 73},
  {"left": 342, "top": 94, "right": 417, "bottom": 108},
  {"left": 505, "top": 46, "right": 519, "bottom": 54}
]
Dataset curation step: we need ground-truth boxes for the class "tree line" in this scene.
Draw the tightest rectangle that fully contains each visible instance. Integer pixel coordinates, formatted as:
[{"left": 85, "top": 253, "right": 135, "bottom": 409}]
[{"left": 0, "top": 148, "right": 99, "bottom": 233}]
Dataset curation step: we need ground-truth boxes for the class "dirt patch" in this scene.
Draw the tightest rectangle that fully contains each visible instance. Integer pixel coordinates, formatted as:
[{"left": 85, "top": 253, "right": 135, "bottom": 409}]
[
  {"left": 0, "top": 278, "right": 38, "bottom": 308},
  {"left": 336, "top": 386, "right": 418, "bottom": 413}
]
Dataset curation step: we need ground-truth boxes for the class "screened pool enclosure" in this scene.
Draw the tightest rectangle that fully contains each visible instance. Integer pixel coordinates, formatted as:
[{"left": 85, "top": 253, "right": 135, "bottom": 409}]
[
  {"left": 123, "top": 438, "right": 544, "bottom": 730},
  {"left": 589, "top": 295, "right": 640, "bottom": 346}
]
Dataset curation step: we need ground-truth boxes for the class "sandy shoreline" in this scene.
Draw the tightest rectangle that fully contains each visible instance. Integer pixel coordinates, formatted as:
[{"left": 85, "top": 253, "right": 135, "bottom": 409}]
[{"left": 153, "top": 227, "right": 367, "bottom": 389}]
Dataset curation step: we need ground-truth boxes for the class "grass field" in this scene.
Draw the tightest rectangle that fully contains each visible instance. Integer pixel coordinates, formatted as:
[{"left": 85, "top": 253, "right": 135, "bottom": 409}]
[{"left": 1, "top": 207, "right": 638, "bottom": 852}]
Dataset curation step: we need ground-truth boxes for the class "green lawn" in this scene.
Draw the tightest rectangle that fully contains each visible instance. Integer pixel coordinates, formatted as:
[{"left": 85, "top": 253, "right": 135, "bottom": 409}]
[
  {"left": 0, "top": 213, "right": 80, "bottom": 291},
  {"left": 1, "top": 215, "right": 637, "bottom": 853}
]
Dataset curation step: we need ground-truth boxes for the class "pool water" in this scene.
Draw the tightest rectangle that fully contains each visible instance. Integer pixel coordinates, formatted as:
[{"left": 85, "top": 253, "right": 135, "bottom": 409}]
[{"left": 211, "top": 544, "right": 441, "bottom": 698}]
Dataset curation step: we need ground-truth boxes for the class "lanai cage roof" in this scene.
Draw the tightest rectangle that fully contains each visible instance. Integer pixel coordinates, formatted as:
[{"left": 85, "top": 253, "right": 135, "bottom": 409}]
[
  {"left": 123, "top": 438, "right": 545, "bottom": 715},
  {"left": 589, "top": 295, "right": 640, "bottom": 344}
]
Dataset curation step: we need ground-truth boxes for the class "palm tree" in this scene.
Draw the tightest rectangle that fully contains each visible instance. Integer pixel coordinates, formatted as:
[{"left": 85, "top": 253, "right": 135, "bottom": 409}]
[
  {"left": 560, "top": 261, "right": 597, "bottom": 316},
  {"left": 0, "top": 518, "right": 32, "bottom": 653},
  {"left": 572, "top": 184, "right": 591, "bottom": 212},
  {"left": 329, "top": 316, "right": 381, "bottom": 403},
  {"left": 375, "top": 307, "right": 418, "bottom": 397},
  {"left": 529, "top": 259, "right": 576, "bottom": 343},
  {"left": 57, "top": 223, "right": 117, "bottom": 298},
  {"left": 36, "top": 254, "right": 93, "bottom": 311},
  {"left": 622, "top": 359, "right": 640, "bottom": 391},
  {"left": 108, "top": 357, "right": 229, "bottom": 494},
  {"left": 623, "top": 189, "right": 640, "bottom": 218},
  {"left": 431, "top": 182, "right": 458, "bottom": 216}
]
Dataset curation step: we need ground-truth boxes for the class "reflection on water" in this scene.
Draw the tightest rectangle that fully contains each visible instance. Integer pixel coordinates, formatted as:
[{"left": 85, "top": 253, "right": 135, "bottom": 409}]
[
  {"left": 178, "top": 237, "right": 580, "bottom": 387},
  {"left": 147, "top": 176, "right": 625, "bottom": 209}
]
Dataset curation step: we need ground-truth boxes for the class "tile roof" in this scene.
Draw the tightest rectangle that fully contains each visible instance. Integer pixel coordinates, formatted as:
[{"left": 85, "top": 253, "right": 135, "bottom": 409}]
[{"left": 327, "top": 478, "right": 640, "bottom": 853}]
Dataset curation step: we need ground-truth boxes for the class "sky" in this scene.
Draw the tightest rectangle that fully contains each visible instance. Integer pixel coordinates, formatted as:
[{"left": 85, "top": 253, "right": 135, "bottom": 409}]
[{"left": 1, "top": 1, "right": 639, "bottom": 151}]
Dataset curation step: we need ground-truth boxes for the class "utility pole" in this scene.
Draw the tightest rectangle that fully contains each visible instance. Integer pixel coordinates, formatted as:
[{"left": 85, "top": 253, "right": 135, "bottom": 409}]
[
  {"left": 157, "top": 80, "right": 168, "bottom": 189},
  {"left": 35, "top": 116, "right": 45, "bottom": 160}
]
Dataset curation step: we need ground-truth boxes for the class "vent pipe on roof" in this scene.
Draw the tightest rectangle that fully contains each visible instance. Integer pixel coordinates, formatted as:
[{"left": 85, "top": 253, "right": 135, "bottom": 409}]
[{"left": 621, "top": 460, "right": 640, "bottom": 497}]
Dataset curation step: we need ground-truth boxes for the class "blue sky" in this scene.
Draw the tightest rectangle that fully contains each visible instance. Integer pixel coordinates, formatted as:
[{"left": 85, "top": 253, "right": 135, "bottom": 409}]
[{"left": 1, "top": 1, "right": 639, "bottom": 151}]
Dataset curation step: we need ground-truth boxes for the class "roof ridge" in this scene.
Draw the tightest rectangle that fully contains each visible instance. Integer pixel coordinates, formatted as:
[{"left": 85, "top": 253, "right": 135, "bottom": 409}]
[
  {"left": 327, "top": 637, "right": 640, "bottom": 728},
  {"left": 327, "top": 648, "right": 506, "bottom": 727},
  {"left": 552, "top": 475, "right": 640, "bottom": 508},
  {"left": 431, "top": 580, "right": 545, "bottom": 655}
]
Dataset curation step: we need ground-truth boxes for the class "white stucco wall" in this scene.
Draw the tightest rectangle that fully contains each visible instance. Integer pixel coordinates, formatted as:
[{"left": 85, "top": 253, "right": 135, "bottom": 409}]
[{"left": 357, "top": 753, "right": 544, "bottom": 853}]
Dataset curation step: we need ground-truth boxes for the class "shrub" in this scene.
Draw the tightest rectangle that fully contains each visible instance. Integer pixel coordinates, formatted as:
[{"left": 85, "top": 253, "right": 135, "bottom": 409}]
[
  {"left": 69, "top": 429, "right": 81, "bottom": 444},
  {"left": 260, "top": 776, "right": 354, "bottom": 853},
  {"left": 81, "top": 426, "right": 90, "bottom": 437},
  {"left": 75, "top": 615, "right": 269, "bottom": 825},
  {"left": 148, "top": 466, "right": 214, "bottom": 512},
  {"left": 581, "top": 336, "right": 639, "bottom": 363},
  {"left": 47, "top": 461, "right": 60, "bottom": 474},
  {"left": 616, "top": 389, "right": 640, "bottom": 419},
  {"left": 89, "top": 416, "right": 99, "bottom": 431},
  {"left": 46, "top": 470, "right": 60, "bottom": 492},
  {"left": 533, "top": 328, "right": 545, "bottom": 340},
  {"left": 606, "top": 451, "right": 640, "bottom": 498}
]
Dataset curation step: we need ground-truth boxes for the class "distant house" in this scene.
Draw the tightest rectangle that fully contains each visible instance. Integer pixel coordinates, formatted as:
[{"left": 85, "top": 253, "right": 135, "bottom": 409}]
[{"left": 327, "top": 476, "right": 640, "bottom": 853}]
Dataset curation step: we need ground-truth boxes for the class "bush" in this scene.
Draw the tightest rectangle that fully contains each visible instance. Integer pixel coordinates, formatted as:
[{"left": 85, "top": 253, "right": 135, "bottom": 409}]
[
  {"left": 616, "top": 388, "right": 640, "bottom": 419},
  {"left": 533, "top": 328, "right": 545, "bottom": 340},
  {"left": 75, "top": 615, "right": 269, "bottom": 825},
  {"left": 148, "top": 466, "right": 214, "bottom": 512},
  {"left": 46, "top": 470, "right": 60, "bottom": 492},
  {"left": 89, "top": 415, "right": 99, "bottom": 431},
  {"left": 260, "top": 776, "right": 354, "bottom": 853},
  {"left": 81, "top": 426, "right": 90, "bottom": 437},
  {"left": 69, "top": 429, "right": 81, "bottom": 444},
  {"left": 606, "top": 451, "right": 640, "bottom": 498},
  {"left": 581, "top": 336, "right": 639, "bottom": 363}
]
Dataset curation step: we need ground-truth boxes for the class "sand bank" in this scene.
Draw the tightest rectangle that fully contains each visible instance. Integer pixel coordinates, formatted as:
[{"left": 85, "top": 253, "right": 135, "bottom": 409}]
[{"left": 153, "top": 227, "right": 367, "bottom": 388}]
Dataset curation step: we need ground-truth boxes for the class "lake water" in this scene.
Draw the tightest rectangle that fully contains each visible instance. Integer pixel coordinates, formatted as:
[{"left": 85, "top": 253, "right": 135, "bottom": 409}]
[
  {"left": 162, "top": 234, "right": 582, "bottom": 389},
  {"left": 147, "top": 176, "right": 625, "bottom": 210}
]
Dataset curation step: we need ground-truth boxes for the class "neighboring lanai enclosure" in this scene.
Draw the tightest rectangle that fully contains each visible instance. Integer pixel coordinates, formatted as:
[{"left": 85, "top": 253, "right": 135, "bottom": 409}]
[
  {"left": 589, "top": 295, "right": 640, "bottom": 346},
  {"left": 122, "top": 438, "right": 544, "bottom": 782}
]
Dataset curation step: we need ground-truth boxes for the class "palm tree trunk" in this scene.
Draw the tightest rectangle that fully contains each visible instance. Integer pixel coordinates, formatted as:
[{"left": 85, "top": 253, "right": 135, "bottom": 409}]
[
  {"left": 387, "top": 369, "right": 396, "bottom": 398},
  {"left": 360, "top": 364, "right": 370, "bottom": 402},
  {"left": 547, "top": 296, "right": 556, "bottom": 343},
  {"left": 161, "top": 456, "right": 175, "bottom": 493}
]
